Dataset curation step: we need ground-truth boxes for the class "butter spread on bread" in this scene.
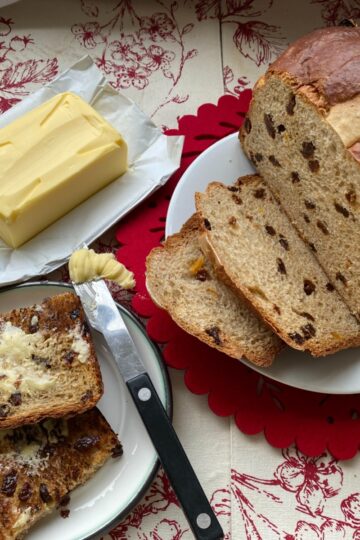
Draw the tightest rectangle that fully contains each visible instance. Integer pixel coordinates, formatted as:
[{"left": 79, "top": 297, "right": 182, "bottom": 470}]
[
  {"left": 0, "top": 408, "right": 122, "bottom": 540},
  {"left": 0, "top": 292, "right": 103, "bottom": 429}
]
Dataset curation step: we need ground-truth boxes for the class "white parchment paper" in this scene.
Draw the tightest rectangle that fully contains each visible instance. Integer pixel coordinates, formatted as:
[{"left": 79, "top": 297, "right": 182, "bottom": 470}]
[{"left": 0, "top": 56, "right": 184, "bottom": 286}]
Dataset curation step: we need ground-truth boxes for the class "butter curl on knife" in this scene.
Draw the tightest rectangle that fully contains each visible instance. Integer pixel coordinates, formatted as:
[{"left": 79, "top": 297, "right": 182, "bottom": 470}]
[{"left": 69, "top": 248, "right": 135, "bottom": 288}]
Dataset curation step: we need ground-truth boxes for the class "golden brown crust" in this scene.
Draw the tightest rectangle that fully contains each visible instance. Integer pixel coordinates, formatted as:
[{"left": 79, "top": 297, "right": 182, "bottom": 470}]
[
  {"left": 0, "top": 408, "right": 122, "bottom": 540},
  {"left": 268, "top": 26, "right": 360, "bottom": 108},
  {"left": 0, "top": 293, "right": 103, "bottom": 429}
]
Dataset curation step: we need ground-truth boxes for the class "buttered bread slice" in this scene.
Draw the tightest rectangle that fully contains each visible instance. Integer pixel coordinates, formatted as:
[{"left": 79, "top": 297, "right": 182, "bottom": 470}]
[
  {"left": 146, "top": 214, "right": 282, "bottom": 367},
  {"left": 196, "top": 176, "right": 360, "bottom": 356},
  {"left": 0, "top": 92, "right": 127, "bottom": 248},
  {"left": 0, "top": 408, "right": 122, "bottom": 540},
  {"left": 0, "top": 292, "right": 103, "bottom": 429}
]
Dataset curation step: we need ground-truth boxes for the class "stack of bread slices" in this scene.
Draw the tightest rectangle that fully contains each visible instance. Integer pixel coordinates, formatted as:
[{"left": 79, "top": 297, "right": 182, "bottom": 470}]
[
  {"left": 146, "top": 25, "right": 360, "bottom": 366},
  {"left": 0, "top": 292, "right": 121, "bottom": 540}
]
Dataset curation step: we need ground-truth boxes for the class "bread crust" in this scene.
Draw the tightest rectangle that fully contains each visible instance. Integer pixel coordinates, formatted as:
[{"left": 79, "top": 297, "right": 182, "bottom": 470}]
[
  {"left": 268, "top": 26, "right": 360, "bottom": 109},
  {"left": 0, "top": 292, "right": 103, "bottom": 429}
]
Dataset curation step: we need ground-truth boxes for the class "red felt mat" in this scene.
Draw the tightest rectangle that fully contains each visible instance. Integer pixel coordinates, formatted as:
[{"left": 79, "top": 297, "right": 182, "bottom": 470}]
[{"left": 116, "top": 91, "right": 360, "bottom": 461}]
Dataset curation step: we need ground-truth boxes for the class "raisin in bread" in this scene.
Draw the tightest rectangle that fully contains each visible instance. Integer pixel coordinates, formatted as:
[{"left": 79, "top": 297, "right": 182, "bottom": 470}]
[
  {"left": 195, "top": 175, "right": 360, "bottom": 356},
  {"left": 0, "top": 407, "right": 122, "bottom": 540},
  {"left": 240, "top": 26, "right": 360, "bottom": 319},
  {"left": 0, "top": 292, "right": 103, "bottom": 429},
  {"left": 146, "top": 214, "right": 282, "bottom": 366}
]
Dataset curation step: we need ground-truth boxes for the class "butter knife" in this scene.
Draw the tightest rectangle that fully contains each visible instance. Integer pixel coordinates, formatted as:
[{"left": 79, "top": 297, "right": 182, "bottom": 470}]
[{"left": 73, "top": 279, "right": 224, "bottom": 540}]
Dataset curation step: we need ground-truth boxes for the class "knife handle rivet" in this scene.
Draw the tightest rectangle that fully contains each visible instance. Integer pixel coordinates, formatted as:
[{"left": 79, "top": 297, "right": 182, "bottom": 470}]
[
  {"left": 138, "top": 387, "right": 152, "bottom": 401},
  {"left": 196, "top": 513, "right": 211, "bottom": 529}
]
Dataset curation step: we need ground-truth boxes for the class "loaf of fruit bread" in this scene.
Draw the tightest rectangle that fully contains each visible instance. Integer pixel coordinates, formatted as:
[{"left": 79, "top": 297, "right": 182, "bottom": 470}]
[
  {"left": 146, "top": 214, "right": 283, "bottom": 366},
  {"left": 0, "top": 292, "right": 103, "bottom": 429},
  {"left": 240, "top": 26, "right": 360, "bottom": 320},
  {"left": 195, "top": 175, "right": 360, "bottom": 356},
  {"left": 0, "top": 408, "right": 122, "bottom": 540}
]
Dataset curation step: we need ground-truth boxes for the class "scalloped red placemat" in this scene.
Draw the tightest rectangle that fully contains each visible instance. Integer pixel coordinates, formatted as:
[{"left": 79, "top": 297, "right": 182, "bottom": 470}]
[{"left": 115, "top": 91, "right": 360, "bottom": 461}]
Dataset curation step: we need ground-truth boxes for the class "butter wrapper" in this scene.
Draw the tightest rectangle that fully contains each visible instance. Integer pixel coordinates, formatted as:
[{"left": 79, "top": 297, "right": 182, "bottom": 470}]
[{"left": 0, "top": 56, "right": 184, "bottom": 286}]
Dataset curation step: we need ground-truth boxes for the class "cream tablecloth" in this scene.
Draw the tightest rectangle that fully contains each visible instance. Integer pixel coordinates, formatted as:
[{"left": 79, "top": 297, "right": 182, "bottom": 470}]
[{"left": 1, "top": 1, "right": 360, "bottom": 538}]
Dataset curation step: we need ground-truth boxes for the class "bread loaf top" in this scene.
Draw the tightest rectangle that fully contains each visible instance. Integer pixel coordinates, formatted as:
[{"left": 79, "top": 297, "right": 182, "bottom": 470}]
[
  {"left": 260, "top": 26, "right": 360, "bottom": 167},
  {"left": 269, "top": 26, "right": 360, "bottom": 108}
]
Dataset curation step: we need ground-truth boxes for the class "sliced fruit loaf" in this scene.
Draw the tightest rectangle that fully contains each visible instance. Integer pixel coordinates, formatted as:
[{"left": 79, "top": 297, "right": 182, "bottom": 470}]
[
  {"left": 146, "top": 214, "right": 283, "bottom": 367},
  {"left": 240, "top": 26, "right": 360, "bottom": 319},
  {"left": 0, "top": 292, "right": 103, "bottom": 429},
  {"left": 0, "top": 407, "right": 122, "bottom": 540},
  {"left": 195, "top": 175, "right": 360, "bottom": 356}
]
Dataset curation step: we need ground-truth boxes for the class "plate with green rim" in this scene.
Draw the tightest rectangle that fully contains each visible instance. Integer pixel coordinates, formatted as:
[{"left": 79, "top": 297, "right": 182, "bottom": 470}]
[{"left": 0, "top": 281, "right": 172, "bottom": 539}]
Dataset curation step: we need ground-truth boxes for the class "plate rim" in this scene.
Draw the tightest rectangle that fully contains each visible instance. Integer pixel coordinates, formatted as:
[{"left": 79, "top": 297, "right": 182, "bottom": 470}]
[
  {"left": 166, "top": 132, "right": 240, "bottom": 238},
  {"left": 0, "top": 280, "right": 173, "bottom": 539}
]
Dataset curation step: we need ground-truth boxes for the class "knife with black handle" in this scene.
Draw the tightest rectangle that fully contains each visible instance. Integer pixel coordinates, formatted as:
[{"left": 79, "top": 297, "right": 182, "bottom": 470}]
[{"left": 73, "top": 279, "right": 224, "bottom": 540}]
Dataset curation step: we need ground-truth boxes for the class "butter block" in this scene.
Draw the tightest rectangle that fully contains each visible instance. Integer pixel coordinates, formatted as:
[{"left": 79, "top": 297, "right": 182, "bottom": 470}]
[{"left": 0, "top": 92, "right": 127, "bottom": 248}]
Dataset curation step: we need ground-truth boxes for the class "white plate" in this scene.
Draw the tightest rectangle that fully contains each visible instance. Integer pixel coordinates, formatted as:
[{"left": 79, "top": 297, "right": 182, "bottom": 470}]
[
  {"left": 166, "top": 132, "right": 360, "bottom": 395},
  {"left": 0, "top": 282, "right": 172, "bottom": 539}
]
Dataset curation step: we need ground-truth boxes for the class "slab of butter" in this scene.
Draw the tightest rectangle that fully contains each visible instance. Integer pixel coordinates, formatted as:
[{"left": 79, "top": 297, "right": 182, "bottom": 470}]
[
  {"left": 0, "top": 92, "right": 128, "bottom": 248},
  {"left": 69, "top": 248, "right": 135, "bottom": 288}
]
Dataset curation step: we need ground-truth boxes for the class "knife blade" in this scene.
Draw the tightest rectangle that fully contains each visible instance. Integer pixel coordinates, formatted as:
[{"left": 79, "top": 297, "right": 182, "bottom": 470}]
[{"left": 73, "top": 279, "right": 224, "bottom": 540}]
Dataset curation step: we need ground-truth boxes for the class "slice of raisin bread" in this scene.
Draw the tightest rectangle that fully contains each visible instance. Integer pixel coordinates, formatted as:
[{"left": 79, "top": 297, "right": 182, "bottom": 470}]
[
  {"left": 195, "top": 175, "right": 360, "bottom": 356},
  {"left": 240, "top": 26, "right": 360, "bottom": 319},
  {"left": 146, "top": 214, "right": 283, "bottom": 367},
  {"left": 0, "top": 407, "right": 122, "bottom": 540},
  {"left": 0, "top": 292, "right": 103, "bottom": 429}
]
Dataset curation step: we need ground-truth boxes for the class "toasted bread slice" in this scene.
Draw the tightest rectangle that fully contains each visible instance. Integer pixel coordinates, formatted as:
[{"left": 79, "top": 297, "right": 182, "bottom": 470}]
[
  {"left": 0, "top": 407, "right": 122, "bottom": 540},
  {"left": 146, "top": 214, "right": 282, "bottom": 366},
  {"left": 0, "top": 292, "right": 103, "bottom": 429},
  {"left": 196, "top": 175, "right": 360, "bottom": 356}
]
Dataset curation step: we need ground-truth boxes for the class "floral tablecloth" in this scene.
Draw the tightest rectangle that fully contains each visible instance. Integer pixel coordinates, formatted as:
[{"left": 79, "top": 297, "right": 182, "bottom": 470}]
[{"left": 1, "top": 1, "right": 360, "bottom": 538}]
